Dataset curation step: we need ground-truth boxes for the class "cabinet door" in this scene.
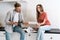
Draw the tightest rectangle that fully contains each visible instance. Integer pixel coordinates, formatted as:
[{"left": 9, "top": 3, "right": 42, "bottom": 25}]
[
  {"left": 0, "top": 37, "right": 6, "bottom": 40},
  {"left": 44, "top": 33, "right": 60, "bottom": 40},
  {"left": 0, "top": 33, "right": 6, "bottom": 40},
  {"left": 25, "top": 33, "right": 37, "bottom": 40},
  {"left": 51, "top": 34, "right": 60, "bottom": 40},
  {"left": 44, "top": 34, "right": 52, "bottom": 40}
]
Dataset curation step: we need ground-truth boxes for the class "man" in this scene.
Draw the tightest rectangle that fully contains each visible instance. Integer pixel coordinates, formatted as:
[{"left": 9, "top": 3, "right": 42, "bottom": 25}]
[{"left": 5, "top": 2, "right": 28, "bottom": 40}]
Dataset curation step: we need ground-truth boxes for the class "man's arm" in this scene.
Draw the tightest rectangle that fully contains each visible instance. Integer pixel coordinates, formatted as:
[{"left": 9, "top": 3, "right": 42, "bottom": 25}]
[
  {"left": 21, "top": 13, "right": 24, "bottom": 23},
  {"left": 21, "top": 13, "right": 29, "bottom": 26},
  {"left": 5, "top": 11, "right": 14, "bottom": 25}
]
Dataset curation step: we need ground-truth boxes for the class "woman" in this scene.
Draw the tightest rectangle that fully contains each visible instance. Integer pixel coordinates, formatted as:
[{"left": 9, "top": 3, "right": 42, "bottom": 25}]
[{"left": 36, "top": 4, "right": 51, "bottom": 40}]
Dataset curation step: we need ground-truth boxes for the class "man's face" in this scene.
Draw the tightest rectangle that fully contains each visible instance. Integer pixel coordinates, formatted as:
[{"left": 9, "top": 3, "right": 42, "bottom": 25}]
[{"left": 15, "top": 6, "right": 21, "bottom": 12}]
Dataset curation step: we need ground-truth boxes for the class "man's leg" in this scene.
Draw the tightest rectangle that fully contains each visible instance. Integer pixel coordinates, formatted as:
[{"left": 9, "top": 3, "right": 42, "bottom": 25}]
[
  {"left": 5, "top": 31, "right": 11, "bottom": 40},
  {"left": 13, "top": 26, "right": 25, "bottom": 40}
]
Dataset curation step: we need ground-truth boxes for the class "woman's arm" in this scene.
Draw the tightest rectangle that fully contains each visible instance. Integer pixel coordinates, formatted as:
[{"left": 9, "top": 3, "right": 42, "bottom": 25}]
[{"left": 38, "top": 18, "right": 46, "bottom": 26}]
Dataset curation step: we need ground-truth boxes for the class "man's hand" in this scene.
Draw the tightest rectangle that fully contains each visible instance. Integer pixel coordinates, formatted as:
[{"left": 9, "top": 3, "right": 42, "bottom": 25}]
[
  {"left": 8, "top": 21, "right": 18, "bottom": 25},
  {"left": 8, "top": 21, "right": 14, "bottom": 25},
  {"left": 13, "top": 22, "right": 18, "bottom": 26}
]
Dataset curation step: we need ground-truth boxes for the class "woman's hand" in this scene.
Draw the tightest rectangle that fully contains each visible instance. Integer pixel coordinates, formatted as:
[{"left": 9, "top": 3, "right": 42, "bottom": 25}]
[
  {"left": 23, "top": 22, "right": 29, "bottom": 26},
  {"left": 36, "top": 23, "right": 41, "bottom": 27},
  {"left": 35, "top": 24, "right": 39, "bottom": 28},
  {"left": 34, "top": 23, "right": 41, "bottom": 28}
]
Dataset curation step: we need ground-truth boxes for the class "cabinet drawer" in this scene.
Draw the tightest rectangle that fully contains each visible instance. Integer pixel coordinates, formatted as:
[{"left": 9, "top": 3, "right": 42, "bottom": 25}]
[
  {"left": 0, "top": 33, "right": 5, "bottom": 37},
  {"left": 44, "top": 33, "right": 60, "bottom": 40},
  {"left": 25, "top": 33, "right": 37, "bottom": 40},
  {"left": 0, "top": 31, "right": 6, "bottom": 40},
  {"left": 0, "top": 36, "right": 6, "bottom": 40}
]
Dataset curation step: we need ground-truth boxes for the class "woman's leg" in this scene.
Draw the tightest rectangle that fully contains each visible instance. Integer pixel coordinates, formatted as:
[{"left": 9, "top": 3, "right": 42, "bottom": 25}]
[
  {"left": 37, "top": 25, "right": 51, "bottom": 40},
  {"left": 13, "top": 26, "right": 25, "bottom": 40}
]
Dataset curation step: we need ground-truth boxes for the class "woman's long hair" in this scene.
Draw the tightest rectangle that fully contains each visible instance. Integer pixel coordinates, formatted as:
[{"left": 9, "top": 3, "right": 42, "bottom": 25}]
[{"left": 36, "top": 4, "right": 44, "bottom": 19}]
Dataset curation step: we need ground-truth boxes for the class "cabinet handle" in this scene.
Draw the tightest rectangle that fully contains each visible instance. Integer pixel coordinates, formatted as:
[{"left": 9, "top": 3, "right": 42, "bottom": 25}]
[{"left": 50, "top": 37, "right": 53, "bottom": 39}]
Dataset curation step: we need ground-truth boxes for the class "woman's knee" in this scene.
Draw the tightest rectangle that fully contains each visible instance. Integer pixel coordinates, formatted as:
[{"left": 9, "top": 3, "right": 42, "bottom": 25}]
[{"left": 39, "top": 27, "right": 43, "bottom": 30}]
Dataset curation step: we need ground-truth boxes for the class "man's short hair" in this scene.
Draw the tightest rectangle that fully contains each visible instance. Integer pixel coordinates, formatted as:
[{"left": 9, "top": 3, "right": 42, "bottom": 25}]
[{"left": 14, "top": 2, "right": 21, "bottom": 7}]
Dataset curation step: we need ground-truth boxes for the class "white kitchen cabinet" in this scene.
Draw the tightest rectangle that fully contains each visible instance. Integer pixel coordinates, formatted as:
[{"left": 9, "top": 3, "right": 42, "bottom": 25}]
[
  {"left": 26, "top": 33, "right": 60, "bottom": 40},
  {"left": 44, "top": 33, "right": 60, "bottom": 40},
  {"left": 10, "top": 32, "right": 37, "bottom": 40},
  {"left": 1, "top": 31, "right": 60, "bottom": 40}
]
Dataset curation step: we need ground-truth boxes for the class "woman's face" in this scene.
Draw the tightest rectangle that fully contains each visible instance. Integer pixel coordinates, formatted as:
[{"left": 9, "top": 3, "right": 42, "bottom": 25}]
[{"left": 37, "top": 6, "right": 42, "bottom": 12}]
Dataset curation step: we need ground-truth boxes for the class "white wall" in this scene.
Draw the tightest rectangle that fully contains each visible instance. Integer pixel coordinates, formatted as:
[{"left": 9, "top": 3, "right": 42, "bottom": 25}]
[
  {"left": 0, "top": 0, "right": 60, "bottom": 28},
  {"left": 0, "top": 1, "right": 27, "bottom": 26},
  {"left": 0, "top": 2, "right": 15, "bottom": 26},
  {"left": 25, "top": 0, "right": 60, "bottom": 28}
]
